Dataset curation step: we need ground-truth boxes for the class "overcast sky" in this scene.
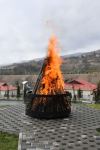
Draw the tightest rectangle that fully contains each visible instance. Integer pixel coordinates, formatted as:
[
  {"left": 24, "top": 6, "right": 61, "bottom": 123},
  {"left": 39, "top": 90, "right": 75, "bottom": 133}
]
[{"left": 0, "top": 0, "right": 100, "bottom": 65}]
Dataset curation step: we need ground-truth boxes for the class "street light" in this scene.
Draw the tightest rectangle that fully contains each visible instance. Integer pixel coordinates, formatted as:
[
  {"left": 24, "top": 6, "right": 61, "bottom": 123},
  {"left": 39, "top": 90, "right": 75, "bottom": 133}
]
[{"left": 22, "top": 81, "right": 28, "bottom": 98}]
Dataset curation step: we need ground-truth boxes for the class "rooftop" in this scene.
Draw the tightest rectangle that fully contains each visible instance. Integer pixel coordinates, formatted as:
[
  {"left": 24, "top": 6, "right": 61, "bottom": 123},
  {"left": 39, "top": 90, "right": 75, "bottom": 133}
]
[
  {"left": 0, "top": 82, "right": 17, "bottom": 91},
  {"left": 65, "top": 79, "right": 97, "bottom": 91}
]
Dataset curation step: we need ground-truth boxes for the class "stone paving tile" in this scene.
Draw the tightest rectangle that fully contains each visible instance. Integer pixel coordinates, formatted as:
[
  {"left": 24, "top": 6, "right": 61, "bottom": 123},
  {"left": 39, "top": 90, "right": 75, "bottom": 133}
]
[
  {"left": 20, "top": 104, "right": 100, "bottom": 150},
  {"left": 0, "top": 104, "right": 25, "bottom": 134},
  {"left": 0, "top": 103, "right": 100, "bottom": 150}
]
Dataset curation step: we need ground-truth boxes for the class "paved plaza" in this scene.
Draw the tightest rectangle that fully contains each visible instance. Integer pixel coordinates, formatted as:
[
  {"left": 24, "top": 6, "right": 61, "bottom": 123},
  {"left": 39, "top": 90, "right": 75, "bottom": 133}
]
[{"left": 0, "top": 101, "right": 100, "bottom": 150}]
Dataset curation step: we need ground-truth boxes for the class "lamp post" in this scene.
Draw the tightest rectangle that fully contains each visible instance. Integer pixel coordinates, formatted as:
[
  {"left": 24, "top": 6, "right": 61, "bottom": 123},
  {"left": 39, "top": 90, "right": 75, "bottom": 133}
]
[{"left": 22, "top": 81, "right": 28, "bottom": 99}]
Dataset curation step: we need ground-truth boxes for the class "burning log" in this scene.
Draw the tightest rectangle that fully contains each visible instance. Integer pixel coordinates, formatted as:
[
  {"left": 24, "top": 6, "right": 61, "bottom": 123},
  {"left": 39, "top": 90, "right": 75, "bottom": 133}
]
[
  {"left": 25, "top": 36, "right": 71, "bottom": 119},
  {"left": 25, "top": 94, "right": 71, "bottom": 119}
]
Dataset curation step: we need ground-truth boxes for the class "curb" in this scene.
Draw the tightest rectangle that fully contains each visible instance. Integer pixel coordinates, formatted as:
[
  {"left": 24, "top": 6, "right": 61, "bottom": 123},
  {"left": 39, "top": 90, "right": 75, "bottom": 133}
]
[
  {"left": 0, "top": 99, "right": 23, "bottom": 101},
  {"left": 18, "top": 132, "right": 22, "bottom": 150}
]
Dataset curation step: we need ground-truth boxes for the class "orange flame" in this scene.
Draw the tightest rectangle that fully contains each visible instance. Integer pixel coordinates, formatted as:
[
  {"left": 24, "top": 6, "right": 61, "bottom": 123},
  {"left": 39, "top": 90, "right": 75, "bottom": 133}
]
[{"left": 39, "top": 36, "right": 64, "bottom": 95}]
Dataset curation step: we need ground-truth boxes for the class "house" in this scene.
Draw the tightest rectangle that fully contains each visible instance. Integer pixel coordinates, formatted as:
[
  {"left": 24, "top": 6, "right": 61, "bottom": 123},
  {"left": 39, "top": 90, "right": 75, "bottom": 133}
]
[
  {"left": 0, "top": 82, "right": 17, "bottom": 98},
  {"left": 64, "top": 79, "right": 97, "bottom": 100}
]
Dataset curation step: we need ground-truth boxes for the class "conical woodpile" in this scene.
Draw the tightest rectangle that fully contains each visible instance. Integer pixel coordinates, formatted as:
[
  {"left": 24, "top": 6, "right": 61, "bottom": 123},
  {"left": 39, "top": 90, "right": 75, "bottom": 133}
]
[{"left": 25, "top": 36, "right": 71, "bottom": 119}]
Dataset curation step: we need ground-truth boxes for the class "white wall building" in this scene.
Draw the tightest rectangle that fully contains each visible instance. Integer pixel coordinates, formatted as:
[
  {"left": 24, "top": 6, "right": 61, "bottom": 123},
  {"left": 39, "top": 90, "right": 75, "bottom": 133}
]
[
  {"left": 0, "top": 82, "right": 17, "bottom": 98},
  {"left": 64, "top": 79, "right": 97, "bottom": 100}
]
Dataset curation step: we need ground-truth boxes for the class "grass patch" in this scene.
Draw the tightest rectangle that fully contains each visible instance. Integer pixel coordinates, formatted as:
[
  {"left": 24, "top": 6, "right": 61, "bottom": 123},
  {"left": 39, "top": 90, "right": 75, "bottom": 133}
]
[
  {"left": 0, "top": 105, "right": 10, "bottom": 108},
  {"left": 0, "top": 132, "right": 18, "bottom": 150},
  {"left": 96, "top": 128, "right": 100, "bottom": 135},
  {"left": 96, "top": 128, "right": 100, "bottom": 133},
  {"left": 86, "top": 104, "right": 100, "bottom": 109}
]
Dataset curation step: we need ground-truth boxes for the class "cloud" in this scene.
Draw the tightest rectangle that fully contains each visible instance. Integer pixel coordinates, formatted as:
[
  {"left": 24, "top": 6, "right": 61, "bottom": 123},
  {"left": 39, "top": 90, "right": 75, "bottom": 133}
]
[{"left": 0, "top": 0, "right": 100, "bottom": 65}]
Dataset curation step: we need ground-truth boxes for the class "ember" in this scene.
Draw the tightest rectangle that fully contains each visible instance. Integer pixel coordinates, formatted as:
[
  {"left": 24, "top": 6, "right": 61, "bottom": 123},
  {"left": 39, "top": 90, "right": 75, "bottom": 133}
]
[{"left": 25, "top": 35, "right": 71, "bottom": 119}]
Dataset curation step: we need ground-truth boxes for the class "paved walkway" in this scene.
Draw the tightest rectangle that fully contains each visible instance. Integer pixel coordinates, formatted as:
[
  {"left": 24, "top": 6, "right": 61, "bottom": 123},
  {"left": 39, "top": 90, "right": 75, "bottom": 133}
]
[
  {"left": 0, "top": 102, "right": 24, "bottom": 134},
  {"left": 0, "top": 102, "right": 100, "bottom": 150}
]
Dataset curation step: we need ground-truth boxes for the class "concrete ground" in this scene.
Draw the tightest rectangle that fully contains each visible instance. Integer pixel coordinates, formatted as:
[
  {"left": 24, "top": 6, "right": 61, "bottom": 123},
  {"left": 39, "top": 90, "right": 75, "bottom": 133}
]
[{"left": 0, "top": 101, "right": 100, "bottom": 150}]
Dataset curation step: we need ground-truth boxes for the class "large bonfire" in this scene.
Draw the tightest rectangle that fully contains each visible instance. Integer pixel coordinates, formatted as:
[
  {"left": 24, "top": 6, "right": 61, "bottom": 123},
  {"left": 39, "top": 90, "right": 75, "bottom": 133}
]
[
  {"left": 37, "top": 36, "right": 64, "bottom": 95},
  {"left": 25, "top": 35, "right": 71, "bottom": 119}
]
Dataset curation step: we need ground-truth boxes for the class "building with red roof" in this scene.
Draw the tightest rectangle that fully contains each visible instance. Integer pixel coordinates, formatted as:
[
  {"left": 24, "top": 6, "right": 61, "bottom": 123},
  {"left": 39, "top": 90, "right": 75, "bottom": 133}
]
[
  {"left": 0, "top": 82, "right": 17, "bottom": 98},
  {"left": 64, "top": 79, "right": 97, "bottom": 100}
]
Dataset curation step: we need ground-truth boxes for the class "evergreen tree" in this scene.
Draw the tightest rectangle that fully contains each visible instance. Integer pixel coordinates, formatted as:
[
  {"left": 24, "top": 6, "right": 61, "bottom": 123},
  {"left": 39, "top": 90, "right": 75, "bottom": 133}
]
[
  {"left": 77, "top": 89, "right": 82, "bottom": 99},
  {"left": 95, "top": 81, "right": 100, "bottom": 103},
  {"left": 11, "top": 91, "right": 14, "bottom": 97},
  {"left": 16, "top": 81, "right": 20, "bottom": 99},
  {"left": 7, "top": 88, "right": 9, "bottom": 99}
]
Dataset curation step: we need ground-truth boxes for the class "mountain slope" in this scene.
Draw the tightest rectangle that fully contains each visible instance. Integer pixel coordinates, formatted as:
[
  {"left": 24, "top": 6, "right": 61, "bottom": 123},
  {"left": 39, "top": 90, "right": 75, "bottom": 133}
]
[{"left": 0, "top": 50, "right": 100, "bottom": 75}]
